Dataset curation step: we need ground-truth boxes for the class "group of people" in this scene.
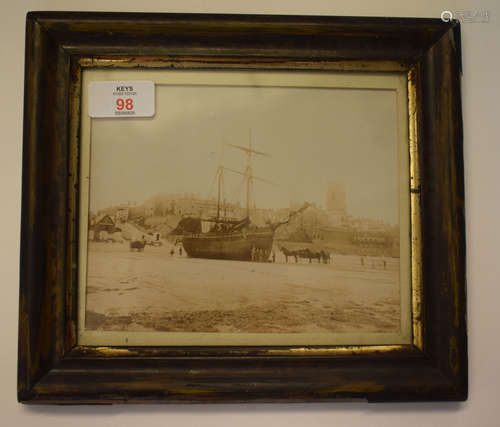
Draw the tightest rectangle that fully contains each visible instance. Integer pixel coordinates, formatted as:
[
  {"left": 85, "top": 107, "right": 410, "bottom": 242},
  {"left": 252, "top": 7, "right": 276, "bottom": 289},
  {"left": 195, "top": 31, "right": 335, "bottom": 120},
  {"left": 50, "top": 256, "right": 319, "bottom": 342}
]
[
  {"left": 170, "top": 244, "right": 183, "bottom": 257},
  {"left": 360, "top": 256, "right": 387, "bottom": 270},
  {"left": 250, "top": 246, "right": 276, "bottom": 263}
]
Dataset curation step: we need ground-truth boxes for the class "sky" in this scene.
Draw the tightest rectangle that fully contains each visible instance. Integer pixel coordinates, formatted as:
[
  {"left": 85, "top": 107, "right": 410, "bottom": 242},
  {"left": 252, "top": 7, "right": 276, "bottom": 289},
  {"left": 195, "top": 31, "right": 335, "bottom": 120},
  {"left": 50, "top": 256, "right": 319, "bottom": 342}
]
[{"left": 89, "top": 83, "right": 401, "bottom": 224}]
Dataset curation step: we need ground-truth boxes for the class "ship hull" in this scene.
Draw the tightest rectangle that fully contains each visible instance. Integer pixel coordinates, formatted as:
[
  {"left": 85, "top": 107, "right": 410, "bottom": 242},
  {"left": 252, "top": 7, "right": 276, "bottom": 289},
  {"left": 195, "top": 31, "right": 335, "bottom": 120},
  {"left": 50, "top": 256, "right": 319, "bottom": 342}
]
[{"left": 182, "top": 229, "right": 274, "bottom": 261}]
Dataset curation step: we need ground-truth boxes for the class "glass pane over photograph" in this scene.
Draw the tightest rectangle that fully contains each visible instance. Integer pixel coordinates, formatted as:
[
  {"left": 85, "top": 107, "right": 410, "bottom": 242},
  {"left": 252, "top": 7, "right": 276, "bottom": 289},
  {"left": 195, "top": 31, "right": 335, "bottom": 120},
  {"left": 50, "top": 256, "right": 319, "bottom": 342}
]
[{"left": 78, "top": 70, "right": 411, "bottom": 346}]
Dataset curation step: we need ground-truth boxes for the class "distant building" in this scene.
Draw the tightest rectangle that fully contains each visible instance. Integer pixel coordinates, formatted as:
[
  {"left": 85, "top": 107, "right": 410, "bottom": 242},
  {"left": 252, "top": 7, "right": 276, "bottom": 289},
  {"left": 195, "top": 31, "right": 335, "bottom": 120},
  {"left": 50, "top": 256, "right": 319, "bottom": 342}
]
[
  {"left": 174, "top": 196, "right": 218, "bottom": 217},
  {"left": 115, "top": 206, "right": 129, "bottom": 223},
  {"left": 129, "top": 206, "right": 145, "bottom": 221},
  {"left": 144, "top": 205, "right": 154, "bottom": 218},
  {"left": 91, "top": 214, "right": 116, "bottom": 241},
  {"left": 326, "top": 181, "right": 347, "bottom": 227}
]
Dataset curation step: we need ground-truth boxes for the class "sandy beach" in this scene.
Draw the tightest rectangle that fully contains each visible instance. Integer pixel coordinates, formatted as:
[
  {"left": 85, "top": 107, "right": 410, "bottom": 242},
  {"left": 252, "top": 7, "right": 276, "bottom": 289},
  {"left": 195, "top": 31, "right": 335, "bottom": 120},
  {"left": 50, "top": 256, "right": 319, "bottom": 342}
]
[{"left": 85, "top": 241, "right": 400, "bottom": 334}]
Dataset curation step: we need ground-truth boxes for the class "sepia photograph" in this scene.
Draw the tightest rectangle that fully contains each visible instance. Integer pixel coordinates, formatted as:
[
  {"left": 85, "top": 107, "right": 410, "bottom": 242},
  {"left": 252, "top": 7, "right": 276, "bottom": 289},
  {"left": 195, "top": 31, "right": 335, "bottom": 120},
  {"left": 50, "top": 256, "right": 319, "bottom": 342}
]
[{"left": 78, "top": 70, "right": 411, "bottom": 346}]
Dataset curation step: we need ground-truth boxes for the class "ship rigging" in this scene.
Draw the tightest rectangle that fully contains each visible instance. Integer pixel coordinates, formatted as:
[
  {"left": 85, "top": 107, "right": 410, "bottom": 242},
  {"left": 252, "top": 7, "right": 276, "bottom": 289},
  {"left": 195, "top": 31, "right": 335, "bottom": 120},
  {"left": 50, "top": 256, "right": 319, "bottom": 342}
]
[{"left": 177, "top": 133, "right": 308, "bottom": 261}]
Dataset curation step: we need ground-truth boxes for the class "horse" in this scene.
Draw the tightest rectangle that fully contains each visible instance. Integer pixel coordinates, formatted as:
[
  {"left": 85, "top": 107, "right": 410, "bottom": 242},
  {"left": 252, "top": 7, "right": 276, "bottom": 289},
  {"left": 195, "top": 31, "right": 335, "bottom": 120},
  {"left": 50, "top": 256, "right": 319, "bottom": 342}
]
[
  {"left": 129, "top": 240, "right": 146, "bottom": 252},
  {"left": 320, "top": 250, "right": 331, "bottom": 264},
  {"left": 280, "top": 246, "right": 298, "bottom": 263},
  {"left": 299, "top": 248, "right": 322, "bottom": 264},
  {"left": 309, "top": 249, "right": 323, "bottom": 264},
  {"left": 295, "top": 248, "right": 310, "bottom": 263}
]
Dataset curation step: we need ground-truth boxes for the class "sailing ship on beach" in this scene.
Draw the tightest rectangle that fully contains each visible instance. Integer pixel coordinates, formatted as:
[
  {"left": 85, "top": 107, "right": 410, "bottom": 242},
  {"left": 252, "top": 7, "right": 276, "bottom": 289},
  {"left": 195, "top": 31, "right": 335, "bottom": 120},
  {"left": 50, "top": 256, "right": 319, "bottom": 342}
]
[{"left": 174, "top": 137, "right": 308, "bottom": 261}]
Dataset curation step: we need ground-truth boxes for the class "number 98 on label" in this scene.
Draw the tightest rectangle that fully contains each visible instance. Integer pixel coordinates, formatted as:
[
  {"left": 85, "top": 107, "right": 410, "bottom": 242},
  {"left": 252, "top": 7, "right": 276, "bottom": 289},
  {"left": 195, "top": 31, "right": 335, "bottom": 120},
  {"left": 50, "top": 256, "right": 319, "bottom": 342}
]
[{"left": 88, "top": 81, "right": 155, "bottom": 118}]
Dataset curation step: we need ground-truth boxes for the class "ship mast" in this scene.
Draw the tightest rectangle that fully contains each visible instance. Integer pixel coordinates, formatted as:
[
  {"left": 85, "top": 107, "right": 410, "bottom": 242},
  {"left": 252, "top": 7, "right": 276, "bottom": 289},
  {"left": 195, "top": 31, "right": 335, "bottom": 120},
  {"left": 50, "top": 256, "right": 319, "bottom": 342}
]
[
  {"left": 216, "top": 166, "right": 222, "bottom": 221},
  {"left": 246, "top": 131, "right": 252, "bottom": 218},
  {"left": 226, "top": 131, "right": 272, "bottom": 219}
]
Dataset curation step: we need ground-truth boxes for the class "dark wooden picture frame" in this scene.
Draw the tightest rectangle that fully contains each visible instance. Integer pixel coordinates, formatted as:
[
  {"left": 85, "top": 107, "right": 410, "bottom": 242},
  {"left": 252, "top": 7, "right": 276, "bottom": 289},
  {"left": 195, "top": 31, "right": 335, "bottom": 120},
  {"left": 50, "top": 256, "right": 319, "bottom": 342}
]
[{"left": 18, "top": 12, "right": 466, "bottom": 403}]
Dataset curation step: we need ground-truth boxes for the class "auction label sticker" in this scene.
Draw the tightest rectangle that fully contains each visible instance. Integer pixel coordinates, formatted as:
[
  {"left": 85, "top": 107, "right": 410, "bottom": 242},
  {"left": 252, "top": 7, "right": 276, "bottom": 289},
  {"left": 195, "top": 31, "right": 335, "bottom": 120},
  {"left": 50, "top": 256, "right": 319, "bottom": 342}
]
[{"left": 88, "top": 81, "right": 155, "bottom": 118}]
